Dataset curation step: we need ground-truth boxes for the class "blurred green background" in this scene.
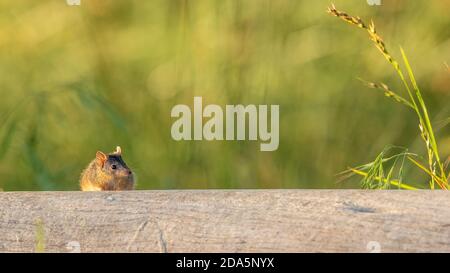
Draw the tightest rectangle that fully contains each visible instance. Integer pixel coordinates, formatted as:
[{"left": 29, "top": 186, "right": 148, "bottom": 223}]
[{"left": 0, "top": 0, "right": 449, "bottom": 190}]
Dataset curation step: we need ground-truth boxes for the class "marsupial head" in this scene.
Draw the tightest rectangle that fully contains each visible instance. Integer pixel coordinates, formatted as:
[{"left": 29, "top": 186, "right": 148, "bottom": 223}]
[{"left": 96, "top": 146, "right": 134, "bottom": 181}]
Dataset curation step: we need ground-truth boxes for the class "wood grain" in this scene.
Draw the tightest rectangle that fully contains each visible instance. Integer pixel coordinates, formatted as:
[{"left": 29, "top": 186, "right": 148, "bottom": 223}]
[{"left": 0, "top": 190, "right": 449, "bottom": 252}]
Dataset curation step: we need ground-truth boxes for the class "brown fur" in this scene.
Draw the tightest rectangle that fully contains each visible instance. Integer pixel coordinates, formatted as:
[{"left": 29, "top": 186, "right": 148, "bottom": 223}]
[{"left": 80, "top": 146, "right": 135, "bottom": 191}]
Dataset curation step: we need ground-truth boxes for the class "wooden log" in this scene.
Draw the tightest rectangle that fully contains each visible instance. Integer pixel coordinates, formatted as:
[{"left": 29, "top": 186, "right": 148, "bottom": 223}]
[{"left": 0, "top": 190, "right": 449, "bottom": 252}]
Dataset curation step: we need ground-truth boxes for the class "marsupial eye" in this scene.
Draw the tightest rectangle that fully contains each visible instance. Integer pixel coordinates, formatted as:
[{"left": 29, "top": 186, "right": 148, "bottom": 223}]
[{"left": 111, "top": 164, "right": 117, "bottom": 169}]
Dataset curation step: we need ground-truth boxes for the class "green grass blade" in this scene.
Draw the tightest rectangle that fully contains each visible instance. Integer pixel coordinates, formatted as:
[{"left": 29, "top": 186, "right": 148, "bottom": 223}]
[
  {"left": 400, "top": 48, "right": 445, "bottom": 179},
  {"left": 350, "top": 168, "right": 418, "bottom": 190}
]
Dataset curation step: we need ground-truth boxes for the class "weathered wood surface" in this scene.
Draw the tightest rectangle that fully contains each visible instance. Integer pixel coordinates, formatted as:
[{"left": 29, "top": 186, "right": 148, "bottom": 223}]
[{"left": 0, "top": 190, "right": 449, "bottom": 253}]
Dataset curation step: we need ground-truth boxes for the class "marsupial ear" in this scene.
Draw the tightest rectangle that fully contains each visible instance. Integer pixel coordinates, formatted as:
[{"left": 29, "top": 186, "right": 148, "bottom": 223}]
[
  {"left": 114, "top": 146, "right": 122, "bottom": 156},
  {"left": 96, "top": 151, "right": 108, "bottom": 167}
]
